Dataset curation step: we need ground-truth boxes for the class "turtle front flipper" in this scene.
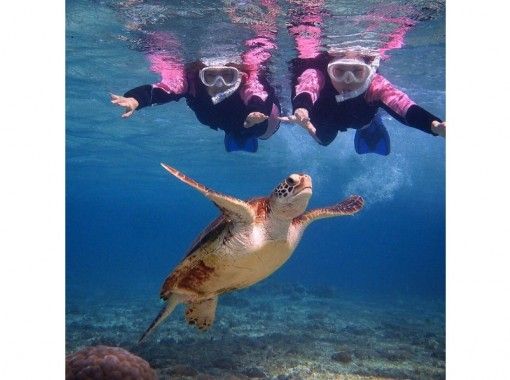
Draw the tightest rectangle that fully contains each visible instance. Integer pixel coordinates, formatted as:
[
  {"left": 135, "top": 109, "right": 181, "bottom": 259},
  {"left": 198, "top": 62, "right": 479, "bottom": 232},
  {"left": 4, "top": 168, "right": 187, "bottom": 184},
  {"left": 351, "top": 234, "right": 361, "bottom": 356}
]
[
  {"left": 185, "top": 297, "right": 218, "bottom": 330},
  {"left": 296, "top": 195, "right": 365, "bottom": 227},
  {"left": 161, "top": 163, "right": 255, "bottom": 223}
]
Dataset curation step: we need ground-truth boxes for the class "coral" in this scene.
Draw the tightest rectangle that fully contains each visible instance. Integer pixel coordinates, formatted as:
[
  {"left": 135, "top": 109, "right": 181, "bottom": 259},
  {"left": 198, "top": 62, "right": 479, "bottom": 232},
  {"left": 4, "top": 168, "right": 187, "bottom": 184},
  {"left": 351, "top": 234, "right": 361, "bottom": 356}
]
[{"left": 66, "top": 345, "right": 156, "bottom": 380}]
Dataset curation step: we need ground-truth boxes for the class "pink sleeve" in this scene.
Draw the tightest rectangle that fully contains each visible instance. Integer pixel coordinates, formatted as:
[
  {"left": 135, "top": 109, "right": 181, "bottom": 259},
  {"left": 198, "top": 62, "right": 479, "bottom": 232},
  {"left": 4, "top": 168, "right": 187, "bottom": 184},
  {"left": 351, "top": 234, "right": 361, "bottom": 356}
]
[
  {"left": 145, "top": 32, "right": 187, "bottom": 95},
  {"left": 240, "top": 71, "right": 269, "bottom": 104},
  {"left": 365, "top": 74, "right": 415, "bottom": 117},
  {"left": 294, "top": 69, "right": 325, "bottom": 104}
]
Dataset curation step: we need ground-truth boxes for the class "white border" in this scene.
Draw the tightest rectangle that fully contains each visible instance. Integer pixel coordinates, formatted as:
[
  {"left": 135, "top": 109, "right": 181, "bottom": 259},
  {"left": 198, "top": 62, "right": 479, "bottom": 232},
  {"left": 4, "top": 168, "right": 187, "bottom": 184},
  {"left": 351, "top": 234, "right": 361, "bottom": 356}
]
[
  {"left": 4, "top": 1, "right": 510, "bottom": 378},
  {"left": 1, "top": 1, "right": 65, "bottom": 377},
  {"left": 447, "top": 1, "right": 510, "bottom": 378}
]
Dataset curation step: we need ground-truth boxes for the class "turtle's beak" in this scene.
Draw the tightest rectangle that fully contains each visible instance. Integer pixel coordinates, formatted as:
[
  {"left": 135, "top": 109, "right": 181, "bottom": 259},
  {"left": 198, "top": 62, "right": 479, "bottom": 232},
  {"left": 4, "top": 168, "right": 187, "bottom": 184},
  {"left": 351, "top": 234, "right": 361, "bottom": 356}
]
[{"left": 295, "top": 174, "right": 312, "bottom": 195}]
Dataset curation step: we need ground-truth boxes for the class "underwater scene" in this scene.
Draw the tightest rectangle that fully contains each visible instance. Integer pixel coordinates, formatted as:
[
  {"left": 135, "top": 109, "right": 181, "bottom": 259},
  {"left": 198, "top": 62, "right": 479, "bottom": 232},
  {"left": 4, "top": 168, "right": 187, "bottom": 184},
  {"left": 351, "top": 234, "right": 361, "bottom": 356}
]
[{"left": 66, "top": 0, "right": 445, "bottom": 379}]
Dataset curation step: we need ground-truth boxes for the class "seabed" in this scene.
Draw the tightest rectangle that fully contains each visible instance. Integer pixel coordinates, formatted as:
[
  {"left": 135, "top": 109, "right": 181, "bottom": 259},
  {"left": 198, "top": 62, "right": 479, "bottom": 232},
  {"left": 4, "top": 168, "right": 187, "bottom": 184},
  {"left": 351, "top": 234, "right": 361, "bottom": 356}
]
[{"left": 66, "top": 282, "right": 445, "bottom": 379}]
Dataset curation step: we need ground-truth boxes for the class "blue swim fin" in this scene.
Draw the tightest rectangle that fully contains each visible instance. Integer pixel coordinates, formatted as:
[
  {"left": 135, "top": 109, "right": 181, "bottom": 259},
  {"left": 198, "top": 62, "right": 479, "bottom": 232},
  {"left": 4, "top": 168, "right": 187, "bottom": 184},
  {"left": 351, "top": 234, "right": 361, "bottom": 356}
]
[
  {"left": 224, "top": 133, "right": 258, "bottom": 153},
  {"left": 354, "top": 114, "right": 390, "bottom": 156}
]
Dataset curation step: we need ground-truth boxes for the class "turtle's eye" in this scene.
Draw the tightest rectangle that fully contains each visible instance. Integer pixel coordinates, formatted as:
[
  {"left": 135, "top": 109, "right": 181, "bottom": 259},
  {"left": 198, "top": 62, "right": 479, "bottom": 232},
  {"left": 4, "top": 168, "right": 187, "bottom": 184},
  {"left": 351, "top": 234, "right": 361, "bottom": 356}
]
[{"left": 286, "top": 175, "right": 299, "bottom": 186}]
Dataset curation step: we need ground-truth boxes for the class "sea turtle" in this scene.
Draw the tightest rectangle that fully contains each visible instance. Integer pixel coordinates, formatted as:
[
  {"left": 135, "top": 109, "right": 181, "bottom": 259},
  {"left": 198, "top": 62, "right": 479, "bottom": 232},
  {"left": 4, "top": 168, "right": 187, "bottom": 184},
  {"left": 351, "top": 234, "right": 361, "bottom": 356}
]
[{"left": 139, "top": 163, "right": 364, "bottom": 342}]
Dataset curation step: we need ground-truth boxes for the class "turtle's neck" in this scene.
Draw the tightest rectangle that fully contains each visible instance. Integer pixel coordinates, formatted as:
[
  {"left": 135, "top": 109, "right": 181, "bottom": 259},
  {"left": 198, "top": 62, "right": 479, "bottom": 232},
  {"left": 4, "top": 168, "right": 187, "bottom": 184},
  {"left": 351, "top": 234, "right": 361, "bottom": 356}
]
[{"left": 265, "top": 214, "right": 293, "bottom": 240}]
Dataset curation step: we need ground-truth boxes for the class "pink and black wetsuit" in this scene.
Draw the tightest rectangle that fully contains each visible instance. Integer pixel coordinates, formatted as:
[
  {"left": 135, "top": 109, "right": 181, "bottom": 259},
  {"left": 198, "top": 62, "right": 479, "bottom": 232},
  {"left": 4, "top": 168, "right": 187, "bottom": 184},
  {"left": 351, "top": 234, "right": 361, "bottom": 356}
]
[
  {"left": 124, "top": 63, "right": 280, "bottom": 152},
  {"left": 123, "top": 0, "right": 281, "bottom": 153},
  {"left": 290, "top": 52, "right": 443, "bottom": 146},
  {"left": 287, "top": 2, "right": 442, "bottom": 147}
]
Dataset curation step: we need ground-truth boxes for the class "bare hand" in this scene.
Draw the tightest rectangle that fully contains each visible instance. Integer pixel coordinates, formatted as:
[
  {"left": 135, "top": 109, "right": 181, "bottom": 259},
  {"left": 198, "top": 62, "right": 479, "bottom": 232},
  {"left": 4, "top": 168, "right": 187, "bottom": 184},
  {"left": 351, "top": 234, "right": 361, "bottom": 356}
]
[
  {"left": 431, "top": 120, "right": 446, "bottom": 138},
  {"left": 278, "top": 108, "right": 316, "bottom": 134},
  {"left": 110, "top": 93, "right": 139, "bottom": 118},
  {"left": 243, "top": 112, "right": 269, "bottom": 128}
]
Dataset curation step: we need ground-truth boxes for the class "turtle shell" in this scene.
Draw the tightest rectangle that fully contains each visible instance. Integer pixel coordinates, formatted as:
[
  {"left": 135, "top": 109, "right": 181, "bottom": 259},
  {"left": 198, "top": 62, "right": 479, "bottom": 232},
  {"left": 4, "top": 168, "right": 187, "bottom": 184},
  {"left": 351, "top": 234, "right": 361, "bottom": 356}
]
[{"left": 159, "top": 197, "right": 270, "bottom": 300}]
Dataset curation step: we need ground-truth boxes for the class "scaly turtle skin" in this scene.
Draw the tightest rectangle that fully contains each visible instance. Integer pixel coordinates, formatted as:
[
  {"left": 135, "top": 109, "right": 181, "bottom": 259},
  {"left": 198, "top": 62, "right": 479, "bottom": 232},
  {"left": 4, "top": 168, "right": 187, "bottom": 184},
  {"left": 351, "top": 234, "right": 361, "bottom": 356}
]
[{"left": 139, "top": 163, "right": 364, "bottom": 342}]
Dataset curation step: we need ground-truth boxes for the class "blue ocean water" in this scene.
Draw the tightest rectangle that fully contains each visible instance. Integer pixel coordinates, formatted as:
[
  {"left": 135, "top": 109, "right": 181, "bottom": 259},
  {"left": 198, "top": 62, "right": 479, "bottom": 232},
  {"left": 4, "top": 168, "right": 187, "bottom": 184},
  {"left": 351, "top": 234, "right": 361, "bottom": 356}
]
[{"left": 66, "top": 0, "right": 445, "bottom": 378}]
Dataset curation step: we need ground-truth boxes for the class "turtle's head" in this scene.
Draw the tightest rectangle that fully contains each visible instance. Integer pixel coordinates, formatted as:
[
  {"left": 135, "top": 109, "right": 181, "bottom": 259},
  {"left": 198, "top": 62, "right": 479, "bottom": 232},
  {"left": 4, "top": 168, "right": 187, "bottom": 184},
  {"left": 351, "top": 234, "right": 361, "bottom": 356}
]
[{"left": 269, "top": 173, "right": 312, "bottom": 220}]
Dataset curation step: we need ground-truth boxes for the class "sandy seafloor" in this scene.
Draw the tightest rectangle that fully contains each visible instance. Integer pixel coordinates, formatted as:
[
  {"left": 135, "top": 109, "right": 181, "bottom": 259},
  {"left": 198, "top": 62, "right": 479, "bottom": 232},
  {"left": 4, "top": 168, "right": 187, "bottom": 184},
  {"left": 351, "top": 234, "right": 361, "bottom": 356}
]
[{"left": 66, "top": 281, "right": 444, "bottom": 379}]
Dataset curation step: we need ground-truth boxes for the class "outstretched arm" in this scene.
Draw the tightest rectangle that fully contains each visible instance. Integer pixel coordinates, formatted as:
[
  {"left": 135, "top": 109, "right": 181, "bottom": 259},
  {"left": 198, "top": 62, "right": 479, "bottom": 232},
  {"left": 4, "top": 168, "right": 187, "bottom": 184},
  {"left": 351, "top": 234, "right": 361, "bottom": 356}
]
[
  {"left": 111, "top": 32, "right": 188, "bottom": 118},
  {"left": 366, "top": 74, "right": 445, "bottom": 137},
  {"left": 110, "top": 84, "right": 185, "bottom": 118}
]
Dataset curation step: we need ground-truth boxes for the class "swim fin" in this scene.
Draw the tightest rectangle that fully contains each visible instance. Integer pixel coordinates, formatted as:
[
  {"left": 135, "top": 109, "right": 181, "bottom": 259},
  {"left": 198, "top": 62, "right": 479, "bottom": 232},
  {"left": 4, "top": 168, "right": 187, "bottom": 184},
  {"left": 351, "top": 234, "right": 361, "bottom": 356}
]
[
  {"left": 354, "top": 114, "right": 390, "bottom": 156},
  {"left": 224, "top": 133, "right": 258, "bottom": 153}
]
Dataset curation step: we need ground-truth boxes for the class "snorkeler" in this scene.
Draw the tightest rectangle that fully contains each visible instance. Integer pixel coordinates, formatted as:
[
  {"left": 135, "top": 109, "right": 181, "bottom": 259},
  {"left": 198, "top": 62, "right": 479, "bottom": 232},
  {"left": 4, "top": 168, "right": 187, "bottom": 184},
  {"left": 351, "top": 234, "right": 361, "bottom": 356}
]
[
  {"left": 280, "top": 2, "right": 446, "bottom": 156},
  {"left": 111, "top": 60, "right": 280, "bottom": 153},
  {"left": 111, "top": 1, "right": 281, "bottom": 153}
]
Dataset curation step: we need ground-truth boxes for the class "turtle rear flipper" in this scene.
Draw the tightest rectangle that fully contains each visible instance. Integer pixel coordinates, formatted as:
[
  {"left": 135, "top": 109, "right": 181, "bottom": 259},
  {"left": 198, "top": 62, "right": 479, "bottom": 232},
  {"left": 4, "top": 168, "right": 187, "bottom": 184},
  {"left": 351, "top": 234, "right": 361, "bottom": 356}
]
[
  {"left": 139, "top": 294, "right": 182, "bottom": 343},
  {"left": 185, "top": 297, "right": 218, "bottom": 330}
]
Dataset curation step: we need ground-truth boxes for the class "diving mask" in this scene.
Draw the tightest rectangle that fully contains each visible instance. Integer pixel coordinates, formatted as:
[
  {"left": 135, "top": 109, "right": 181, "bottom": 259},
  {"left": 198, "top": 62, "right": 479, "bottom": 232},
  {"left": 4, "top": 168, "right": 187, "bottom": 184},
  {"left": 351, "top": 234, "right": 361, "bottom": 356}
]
[
  {"left": 327, "top": 59, "right": 373, "bottom": 84},
  {"left": 199, "top": 66, "right": 241, "bottom": 87}
]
